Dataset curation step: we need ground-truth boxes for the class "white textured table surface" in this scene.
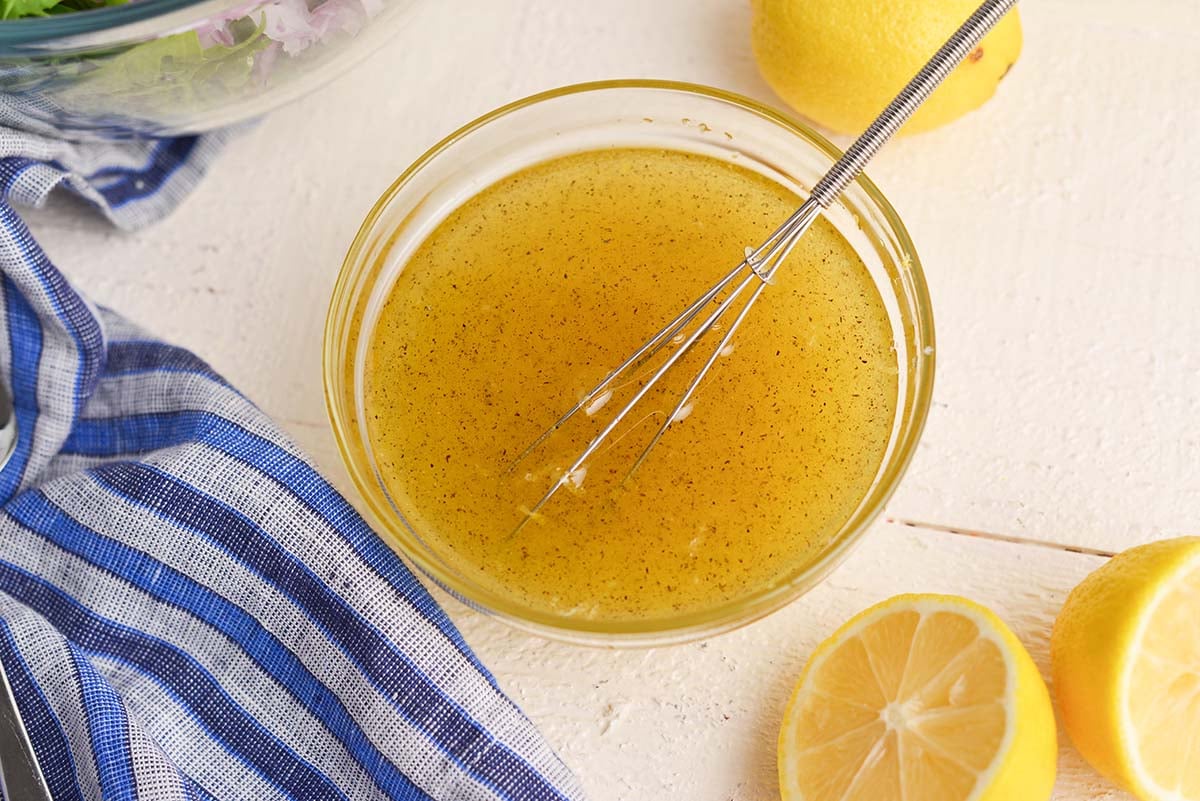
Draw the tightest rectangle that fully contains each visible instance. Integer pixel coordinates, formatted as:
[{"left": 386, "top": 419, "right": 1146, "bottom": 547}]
[{"left": 23, "top": 1, "right": 1200, "bottom": 798}]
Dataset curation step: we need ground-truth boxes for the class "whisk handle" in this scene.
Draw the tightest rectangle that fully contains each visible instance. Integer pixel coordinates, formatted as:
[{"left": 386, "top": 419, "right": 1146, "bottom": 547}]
[{"left": 809, "top": 0, "right": 1019, "bottom": 208}]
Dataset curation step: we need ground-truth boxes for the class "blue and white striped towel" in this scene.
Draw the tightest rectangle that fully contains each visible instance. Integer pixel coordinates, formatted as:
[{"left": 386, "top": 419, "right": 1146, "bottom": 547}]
[{"left": 0, "top": 125, "right": 586, "bottom": 801}]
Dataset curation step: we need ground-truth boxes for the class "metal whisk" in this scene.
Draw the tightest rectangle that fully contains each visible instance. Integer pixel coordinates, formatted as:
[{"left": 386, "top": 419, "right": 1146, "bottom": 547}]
[{"left": 511, "top": 0, "right": 1018, "bottom": 532}]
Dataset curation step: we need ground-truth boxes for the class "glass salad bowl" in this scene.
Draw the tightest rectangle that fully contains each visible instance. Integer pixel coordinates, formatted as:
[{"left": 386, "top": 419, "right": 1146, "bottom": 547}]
[{"left": 0, "top": 0, "right": 418, "bottom": 138}]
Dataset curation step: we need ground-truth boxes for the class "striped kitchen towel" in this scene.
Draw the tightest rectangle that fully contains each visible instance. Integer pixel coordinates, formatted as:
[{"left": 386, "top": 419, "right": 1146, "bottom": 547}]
[{"left": 0, "top": 126, "right": 586, "bottom": 801}]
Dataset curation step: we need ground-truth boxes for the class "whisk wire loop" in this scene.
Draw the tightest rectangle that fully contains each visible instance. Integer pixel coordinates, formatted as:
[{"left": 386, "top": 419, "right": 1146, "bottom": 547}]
[{"left": 509, "top": 0, "right": 1018, "bottom": 534}]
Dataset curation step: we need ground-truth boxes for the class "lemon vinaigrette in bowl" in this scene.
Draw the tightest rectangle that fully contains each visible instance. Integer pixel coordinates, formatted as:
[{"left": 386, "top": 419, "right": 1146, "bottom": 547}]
[
  {"left": 365, "top": 147, "right": 895, "bottom": 619},
  {"left": 325, "top": 82, "right": 934, "bottom": 643}
]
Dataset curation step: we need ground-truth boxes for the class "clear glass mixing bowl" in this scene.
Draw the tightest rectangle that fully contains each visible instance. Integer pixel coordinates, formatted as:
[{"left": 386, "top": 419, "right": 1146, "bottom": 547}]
[
  {"left": 325, "top": 81, "right": 936, "bottom": 646},
  {"left": 0, "top": 0, "right": 417, "bottom": 138}
]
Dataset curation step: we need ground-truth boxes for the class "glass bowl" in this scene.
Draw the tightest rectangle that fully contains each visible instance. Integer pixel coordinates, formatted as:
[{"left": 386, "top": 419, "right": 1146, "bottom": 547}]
[
  {"left": 0, "top": 0, "right": 418, "bottom": 138},
  {"left": 324, "top": 80, "right": 935, "bottom": 646}
]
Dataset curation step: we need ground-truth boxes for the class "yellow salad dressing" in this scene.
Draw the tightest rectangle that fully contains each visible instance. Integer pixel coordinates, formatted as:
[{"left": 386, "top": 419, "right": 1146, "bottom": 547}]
[{"left": 363, "top": 147, "right": 897, "bottom": 622}]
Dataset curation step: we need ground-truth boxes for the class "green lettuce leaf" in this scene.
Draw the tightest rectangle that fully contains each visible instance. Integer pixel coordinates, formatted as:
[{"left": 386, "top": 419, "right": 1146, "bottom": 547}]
[
  {"left": 1, "top": 0, "right": 125, "bottom": 20},
  {"left": 59, "top": 16, "right": 270, "bottom": 116},
  {"left": 1, "top": 0, "right": 66, "bottom": 20}
]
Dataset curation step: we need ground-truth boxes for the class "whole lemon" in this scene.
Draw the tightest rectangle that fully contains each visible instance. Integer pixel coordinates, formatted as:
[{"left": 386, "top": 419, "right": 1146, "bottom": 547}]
[{"left": 750, "top": 0, "right": 1022, "bottom": 135}]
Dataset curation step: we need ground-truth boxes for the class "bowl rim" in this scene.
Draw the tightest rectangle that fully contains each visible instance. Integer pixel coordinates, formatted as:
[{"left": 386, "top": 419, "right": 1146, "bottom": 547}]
[{"left": 324, "top": 78, "right": 936, "bottom": 645}]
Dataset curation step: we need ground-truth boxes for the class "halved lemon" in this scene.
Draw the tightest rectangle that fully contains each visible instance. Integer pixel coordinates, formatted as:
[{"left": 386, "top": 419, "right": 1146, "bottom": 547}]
[
  {"left": 778, "top": 594, "right": 1057, "bottom": 801},
  {"left": 1052, "top": 537, "right": 1200, "bottom": 800}
]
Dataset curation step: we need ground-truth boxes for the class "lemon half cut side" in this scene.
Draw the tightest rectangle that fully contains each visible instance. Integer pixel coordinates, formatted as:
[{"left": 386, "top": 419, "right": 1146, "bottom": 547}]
[
  {"left": 1053, "top": 537, "right": 1200, "bottom": 801},
  {"left": 779, "top": 594, "right": 1056, "bottom": 801}
]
